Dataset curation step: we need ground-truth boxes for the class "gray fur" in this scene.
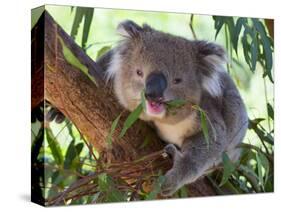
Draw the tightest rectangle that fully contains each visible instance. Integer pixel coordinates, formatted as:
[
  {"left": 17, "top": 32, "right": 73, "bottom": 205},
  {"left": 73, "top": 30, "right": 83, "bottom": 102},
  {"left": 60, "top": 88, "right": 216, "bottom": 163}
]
[{"left": 98, "top": 20, "right": 248, "bottom": 196}]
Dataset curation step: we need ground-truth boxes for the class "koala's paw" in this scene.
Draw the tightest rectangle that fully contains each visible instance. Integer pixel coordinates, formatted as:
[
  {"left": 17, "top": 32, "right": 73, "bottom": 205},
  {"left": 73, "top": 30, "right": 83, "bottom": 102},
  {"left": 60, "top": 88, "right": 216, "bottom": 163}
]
[
  {"left": 164, "top": 144, "right": 181, "bottom": 160},
  {"left": 161, "top": 144, "right": 185, "bottom": 196},
  {"left": 160, "top": 170, "right": 181, "bottom": 196}
]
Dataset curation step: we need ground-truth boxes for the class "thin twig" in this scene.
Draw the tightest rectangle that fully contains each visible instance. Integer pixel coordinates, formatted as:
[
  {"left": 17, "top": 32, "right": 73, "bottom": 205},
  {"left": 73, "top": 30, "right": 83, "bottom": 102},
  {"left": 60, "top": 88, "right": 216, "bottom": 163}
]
[{"left": 189, "top": 14, "right": 197, "bottom": 40}]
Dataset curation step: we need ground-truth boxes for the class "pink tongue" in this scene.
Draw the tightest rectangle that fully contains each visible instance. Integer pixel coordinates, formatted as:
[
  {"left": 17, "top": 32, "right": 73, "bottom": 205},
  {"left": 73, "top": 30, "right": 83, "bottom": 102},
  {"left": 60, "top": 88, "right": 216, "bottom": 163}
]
[{"left": 147, "top": 101, "right": 164, "bottom": 114}]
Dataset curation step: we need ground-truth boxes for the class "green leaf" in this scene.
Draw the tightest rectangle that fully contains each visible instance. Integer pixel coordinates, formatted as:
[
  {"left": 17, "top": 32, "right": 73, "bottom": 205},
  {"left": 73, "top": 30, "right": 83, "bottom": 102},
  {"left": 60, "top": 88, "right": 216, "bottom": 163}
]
[
  {"left": 213, "top": 16, "right": 225, "bottom": 39},
  {"left": 232, "top": 18, "right": 246, "bottom": 54},
  {"left": 249, "top": 121, "right": 274, "bottom": 145},
  {"left": 200, "top": 109, "right": 209, "bottom": 147},
  {"left": 97, "top": 46, "right": 111, "bottom": 59},
  {"left": 239, "top": 164, "right": 259, "bottom": 180},
  {"left": 250, "top": 33, "right": 258, "bottom": 71},
  {"left": 98, "top": 174, "right": 125, "bottom": 202},
  {"left": 249, "top": 118, "right": 265, "bottom": 127},
  {"left": 166, "top": 99, "right": 186, "bottom": 109},
  {"left": 106, "top": 187, "right": 125, "bottom": 202},
  {"left": 31, "top": 6, "right": 45, "bottom": 29},
  {"left": 141, "top": 90, "right": 146, "bottom": 112},
  {"left": 70, "top": 7, "right": 84, "bottom": 40},
  {"left": 98, "top": 173, "right": 109, "bottom": 192},
  {"left": 225, "top": 18, "right": 236, "bottom": 50},
  {"left": 119, "top": 103, "right": 143, "bottom": 138},
  {"left": 82, "top": 8, "right": 94, "bottom": 50},
  {"left": 178, "top": 187, "right": 188, "bottom": 197},
  {"left": 256, "top": 152, "right": 264, "bottom": 189},
  {"left": 192, "top": 105, "right": 210, "bottom": 147},
  {"left": 106, "top": 114, "right": 122, "bottom": 146},
  {"left": 146, "top": 175, "right": 165, "bottom": 200},
  {"left": 31, "top": 128, "right": 44, "bottom": 163},
  {"left": 253, "top": 19, "right": 274, "bottom": 82},
  {"left": 259, "top": 152, "right": 270, "bottom": 186},
  {"left": 220, "top": 152, "right": 236, "bottom": 186},
  {"left": 242, "top": 28, "right": 254, "bottom": 71},
  {"left": 75, "top": 143, "right": 84, "bottom": 156},
  {"left": 64, "top": 140, "right": 78, "bottom": 169},
  {"left": 58, "top": 36, "right": 98, "bottom": 86},
  {"left": 46, "top": 129, "right": 63, "bottom": 165},
  {"left": 71, "top": 8, "right": 84, "bottom": 40},
  {"left": 267, "top": 103, "right": 274, "bottom": 120}
]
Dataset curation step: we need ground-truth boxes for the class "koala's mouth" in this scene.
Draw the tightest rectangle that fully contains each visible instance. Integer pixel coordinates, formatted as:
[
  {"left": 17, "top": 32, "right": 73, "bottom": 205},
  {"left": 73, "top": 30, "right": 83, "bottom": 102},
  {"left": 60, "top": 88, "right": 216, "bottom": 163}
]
[{"left": 145, "top": 100, "right": 166, "bottom": 118}]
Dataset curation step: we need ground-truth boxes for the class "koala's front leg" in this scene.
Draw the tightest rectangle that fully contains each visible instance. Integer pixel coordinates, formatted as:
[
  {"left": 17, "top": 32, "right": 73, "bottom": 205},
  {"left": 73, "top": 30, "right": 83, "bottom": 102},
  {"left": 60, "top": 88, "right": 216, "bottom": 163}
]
[
  {"left": 160, "top": 144, "right": 188, "bottom": 196},
  {"left": 161, "top": 127, "right": 226, "bottom": 196}
]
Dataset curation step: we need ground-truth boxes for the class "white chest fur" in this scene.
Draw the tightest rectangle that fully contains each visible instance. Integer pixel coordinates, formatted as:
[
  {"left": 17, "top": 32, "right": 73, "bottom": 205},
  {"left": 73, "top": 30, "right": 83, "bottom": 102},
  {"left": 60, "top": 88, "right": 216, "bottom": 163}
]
[{"left": 154, "top": 113, "right": 198, "bottom": 147}]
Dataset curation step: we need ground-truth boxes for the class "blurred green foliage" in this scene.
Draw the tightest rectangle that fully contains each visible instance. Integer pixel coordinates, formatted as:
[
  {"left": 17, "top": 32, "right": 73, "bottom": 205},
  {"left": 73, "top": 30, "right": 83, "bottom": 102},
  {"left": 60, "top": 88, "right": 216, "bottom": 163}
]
[{"left": 31, "top": 5, "right": 274, "bottom": 206}]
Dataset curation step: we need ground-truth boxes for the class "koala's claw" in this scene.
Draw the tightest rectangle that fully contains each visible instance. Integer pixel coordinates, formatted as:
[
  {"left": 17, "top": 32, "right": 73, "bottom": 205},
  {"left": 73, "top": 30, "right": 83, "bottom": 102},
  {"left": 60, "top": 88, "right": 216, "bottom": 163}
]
[{"left": 164, "top": 144, "right": 179, "bottom": 160}]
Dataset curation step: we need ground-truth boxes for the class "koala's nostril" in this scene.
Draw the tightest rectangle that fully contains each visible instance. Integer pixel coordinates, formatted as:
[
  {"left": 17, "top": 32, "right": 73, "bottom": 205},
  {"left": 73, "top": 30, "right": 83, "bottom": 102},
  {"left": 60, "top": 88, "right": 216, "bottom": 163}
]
[{"left": 145, "top": 72, "right": 167, "bottom": 101}]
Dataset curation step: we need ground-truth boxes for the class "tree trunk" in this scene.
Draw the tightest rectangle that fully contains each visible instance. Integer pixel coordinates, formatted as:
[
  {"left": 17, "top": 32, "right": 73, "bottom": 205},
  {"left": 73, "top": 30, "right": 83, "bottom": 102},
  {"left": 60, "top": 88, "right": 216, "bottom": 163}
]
[{"left": 32, "top": 11, "right": 216, "bottom": 198}]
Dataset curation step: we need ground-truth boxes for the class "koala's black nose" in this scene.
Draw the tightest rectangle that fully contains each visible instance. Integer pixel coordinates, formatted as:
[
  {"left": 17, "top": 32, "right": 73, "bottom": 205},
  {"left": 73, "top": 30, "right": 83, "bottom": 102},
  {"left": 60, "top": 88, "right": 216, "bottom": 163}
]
[{"left": 145, "top": 72, "right": 167, "bottom": 101}]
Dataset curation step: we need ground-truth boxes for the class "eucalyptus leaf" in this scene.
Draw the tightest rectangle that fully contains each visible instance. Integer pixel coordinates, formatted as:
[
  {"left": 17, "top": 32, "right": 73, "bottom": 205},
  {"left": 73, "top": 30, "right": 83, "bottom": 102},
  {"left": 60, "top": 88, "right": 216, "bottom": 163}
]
[
  {"left": 192, "top": 105, "right": 210, "bottom": 147},
  {"left": 256, "top": 152, "right": 264, "bottom": 189},
  {"left": 267, "top": 103, "right": 274, "bottom": 120},
  {"left": 97, "top": 46, "right": 111, "bottom": 59},
  {"left": 141, "top": 90, "right": 146, "bottom": 112},
  {"left": 242, "top": 28, "right": 254, "bottom": 71},
  {"left": 98, "top": 173, "right": 109, "bottom": 192},
  {"left": 253, "top": 19, "right": 273, "bottom": 82},
  {"left": 259, "top": 152, "right": 269, "bottom": 186},
  {"left": 200, "top": 109, "right": 209, "bottom": 147},
  {"left": 58, "top": 36, "right": 98, "bottom": 86},
  {"left": 178, "top": 187, "right": 188, "bottom": 197},
  {"left": 146, "top": 175, "right": 165, "bottom": 200},
  {"left": 232, "top": 18, "right": 246, "bottom": 54},
  {"left": 220, "top": 152, "right": 236, "bottom": 186},
  {"left": 98, "top": 174, "right": 125, "bottom": 202},
  {"left": 119, "top": 103, "right": 143, "bottom": 138},
  {"left": 106, "top": 114, "right": 122, "bottom": 146},
  {"left": 213, "top": 16, "right": 225, "bottom": 39},
  {"left": 82, "top": 8, "right": 94, "bottom": 50},
  {"left": 166, "top": 99, "right": 186, "bottom": 109},
  {"left": 71, "top": 7, "right": 84, "bottom": 40},
  {"left": 31, "top": 128, "right": 44, "bottom": 163},
  {"left": 46, "top": 129, "right": 63, "bottom": 165},
  {"left": 31, "top": 6, "right": 45, "bottom": 29},
  {"left": 239, "top": 164, "right": 259, "bottom": 181},
  {"left": 64, "top": 140, "right": 78, "bottom": 169},
  {"left": 250, "top": 33, "right": 258, "bottom": 71}
]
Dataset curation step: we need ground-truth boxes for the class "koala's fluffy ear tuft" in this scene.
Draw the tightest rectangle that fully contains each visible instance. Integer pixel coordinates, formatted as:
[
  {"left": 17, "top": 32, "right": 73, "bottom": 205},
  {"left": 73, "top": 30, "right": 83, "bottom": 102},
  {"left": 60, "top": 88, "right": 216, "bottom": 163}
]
[
  {"left": 117, "top": 20, "right": 143, "bottom": 38},
  {"left": 194, "top": 41, "right": 227, "bottom": 97},
  {"left": 195, "top": 41, "right": 227, "bottom": 62},
  {"left": 142, "top": 23, "right": 154, "bottom": 32}
]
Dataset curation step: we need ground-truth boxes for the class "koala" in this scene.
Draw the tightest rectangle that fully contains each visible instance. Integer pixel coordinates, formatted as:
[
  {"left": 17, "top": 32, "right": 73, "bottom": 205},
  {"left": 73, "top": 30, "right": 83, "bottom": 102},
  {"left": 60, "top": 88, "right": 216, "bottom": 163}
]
[{"left": 97, "top": 20, "right": 248, "bottom": 196}]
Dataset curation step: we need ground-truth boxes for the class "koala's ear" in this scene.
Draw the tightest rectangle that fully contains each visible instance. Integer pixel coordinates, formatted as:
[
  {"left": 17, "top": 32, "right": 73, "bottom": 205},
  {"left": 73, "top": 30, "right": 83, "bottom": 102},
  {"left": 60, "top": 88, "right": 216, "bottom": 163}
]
[
  {"left": 142, "top": 23, "right": 154, "bottom": 32},
  {"left": 117, "top": 20, "right": 143, "bottom": 38},
  {"left": 194, "top": 41, "right": 227, "bottom": 97},
  {"left": 195, "top": 41, "right": 227, "bottom": 63}
]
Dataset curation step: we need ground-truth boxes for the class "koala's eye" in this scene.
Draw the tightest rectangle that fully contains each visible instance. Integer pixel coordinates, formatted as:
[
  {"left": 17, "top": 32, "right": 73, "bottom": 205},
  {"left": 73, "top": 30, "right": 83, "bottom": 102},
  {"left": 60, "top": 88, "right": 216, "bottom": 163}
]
[
  {"left": 136, "top": 69, "right": 143, "bottom": 77},
  {"left": 173, "top": 78, "right": 182, "bottom": 84}
]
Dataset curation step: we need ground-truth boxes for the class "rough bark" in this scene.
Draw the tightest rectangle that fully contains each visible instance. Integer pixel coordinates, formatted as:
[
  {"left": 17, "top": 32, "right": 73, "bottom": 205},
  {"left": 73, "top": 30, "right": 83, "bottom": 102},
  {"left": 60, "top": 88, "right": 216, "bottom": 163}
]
[{"left": 31, "top": 11, "right": 216, "bottom": 197}]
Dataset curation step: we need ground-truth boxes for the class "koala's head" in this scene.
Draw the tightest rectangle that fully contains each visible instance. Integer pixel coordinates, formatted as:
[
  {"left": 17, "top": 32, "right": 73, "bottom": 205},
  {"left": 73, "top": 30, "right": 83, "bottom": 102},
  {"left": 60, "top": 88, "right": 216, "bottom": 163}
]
[{"left": 107, "top": 20, "right": 226, "bottom": 123}]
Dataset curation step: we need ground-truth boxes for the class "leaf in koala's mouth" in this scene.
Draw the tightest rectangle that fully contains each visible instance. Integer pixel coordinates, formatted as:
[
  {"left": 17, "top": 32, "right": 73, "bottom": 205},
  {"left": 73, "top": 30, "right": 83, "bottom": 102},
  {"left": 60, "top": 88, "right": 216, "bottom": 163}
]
[{"left": 165, "top": 99, "right": 187, "bottom": 109}]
